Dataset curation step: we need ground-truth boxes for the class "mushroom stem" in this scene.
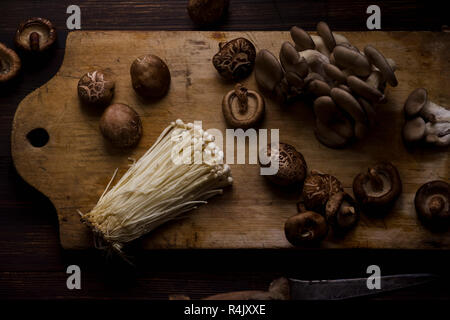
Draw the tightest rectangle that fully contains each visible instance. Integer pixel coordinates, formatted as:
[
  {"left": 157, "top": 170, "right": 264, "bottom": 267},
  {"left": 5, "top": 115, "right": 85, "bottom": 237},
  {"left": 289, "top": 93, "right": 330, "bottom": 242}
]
[
  {"left": 368, "top": 168, "right": 384, "bottom": 192},
  {"left": 234, "top": 83, "right": 249, "bottom": 114},
  {"left": 429, "top": 195, "right": 445, "bottom": 215},
  {"left": 301, "top": 230, "right": 313, "bottom": 239},
  {"left": 341, "top": 205, "right": 355, "bottom": 216},
  {"left": 29, "top": 32, "right": 40, "bottom": 51},
  {"left": 421, "top": 101, "right": 450, "bottom": 123}
]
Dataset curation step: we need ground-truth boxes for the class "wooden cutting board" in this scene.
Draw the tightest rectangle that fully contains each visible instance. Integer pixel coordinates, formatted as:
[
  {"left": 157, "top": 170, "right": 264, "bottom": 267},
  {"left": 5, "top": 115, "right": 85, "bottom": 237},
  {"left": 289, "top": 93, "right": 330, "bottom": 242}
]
[{"left": 11, "top": 31, "right": 449, "bottom": 250}]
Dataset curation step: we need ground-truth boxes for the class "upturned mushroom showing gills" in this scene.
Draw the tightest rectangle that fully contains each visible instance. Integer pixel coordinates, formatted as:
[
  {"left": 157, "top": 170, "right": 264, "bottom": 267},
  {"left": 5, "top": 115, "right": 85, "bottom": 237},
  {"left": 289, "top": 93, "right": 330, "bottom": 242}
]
[
  {"left": 352, "top": 162, "right": 402, "bottom": 213},
  {"left": 302, "top": 170, "right": 343, "bottom": 212},
  {"left": 285, "top": 211, "right": 328, "bottom": 246},
  {"left": 130, "top": 54, "right": 171, "bottom": 98},
  {"left": 402, "top": 88, "right": 450, "bottom": 147},
  {"left": 212, "top": 38, "right": 256, "bottom": 81},
  {"left": 325, "top": 192, "right": 359, "bottom": 231},
  {"left": 414, "top": 181, "right": 450, "bottom": 230},
  {"left": 0, "top": 42, "right": 21, "bottom": 83},
  {"left": 78, "top": 70, "right": 115, "bottom": 107},
  {"left": 14, "top": 17, "right": 56, "bottom": 53},
  {"left": 260, "top": 143, "right": 307, "bottom": 186},
  {"left": 222, "top": 83, "right": 265, "bottom": 129}
]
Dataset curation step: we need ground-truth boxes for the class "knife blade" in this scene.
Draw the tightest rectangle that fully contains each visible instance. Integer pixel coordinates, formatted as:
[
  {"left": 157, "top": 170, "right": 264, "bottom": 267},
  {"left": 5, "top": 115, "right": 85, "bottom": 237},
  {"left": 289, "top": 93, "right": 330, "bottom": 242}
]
[{"left": 289, "top": 273, "right": 438, "bottom": 300}]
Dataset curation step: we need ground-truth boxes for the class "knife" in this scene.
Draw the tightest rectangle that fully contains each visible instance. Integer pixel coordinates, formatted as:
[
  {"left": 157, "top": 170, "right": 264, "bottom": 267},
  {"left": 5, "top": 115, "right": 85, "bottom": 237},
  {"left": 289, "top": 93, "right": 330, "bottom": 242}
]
[{"left": 170, "top": 274, "right": 437, "bottom": 300}]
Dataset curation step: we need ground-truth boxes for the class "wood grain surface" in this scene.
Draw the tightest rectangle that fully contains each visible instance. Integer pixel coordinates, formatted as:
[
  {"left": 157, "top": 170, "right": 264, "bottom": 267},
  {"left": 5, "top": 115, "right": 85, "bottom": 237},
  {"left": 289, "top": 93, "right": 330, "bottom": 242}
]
[{"left": 11, "top": 30, "right": 449, "bottom": 250}]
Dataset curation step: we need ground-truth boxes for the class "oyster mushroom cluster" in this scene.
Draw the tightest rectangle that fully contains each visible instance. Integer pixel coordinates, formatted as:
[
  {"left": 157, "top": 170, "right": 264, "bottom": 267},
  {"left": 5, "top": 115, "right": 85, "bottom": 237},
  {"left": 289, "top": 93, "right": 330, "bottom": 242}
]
[
  {"left": 402, "top": 88, "right": 450, "bottom": 147},
  {"left": 255, "top": 22, "right": 398, "bottom": 148}
]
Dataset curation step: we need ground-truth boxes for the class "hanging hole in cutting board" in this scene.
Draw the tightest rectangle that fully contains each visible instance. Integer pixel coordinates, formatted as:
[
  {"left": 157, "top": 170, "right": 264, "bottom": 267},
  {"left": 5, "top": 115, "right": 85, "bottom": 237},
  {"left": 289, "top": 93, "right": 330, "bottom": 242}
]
[{"left": 26, "top": 128, "right": 49, "bottom": 147}]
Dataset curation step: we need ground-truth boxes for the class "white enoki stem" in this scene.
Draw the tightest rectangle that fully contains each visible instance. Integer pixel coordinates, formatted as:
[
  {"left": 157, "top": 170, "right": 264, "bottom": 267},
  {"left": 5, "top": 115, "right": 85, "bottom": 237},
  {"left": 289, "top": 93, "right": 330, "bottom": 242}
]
[{"left": 82, "top": 119, "right": 232, "bottom": 248}]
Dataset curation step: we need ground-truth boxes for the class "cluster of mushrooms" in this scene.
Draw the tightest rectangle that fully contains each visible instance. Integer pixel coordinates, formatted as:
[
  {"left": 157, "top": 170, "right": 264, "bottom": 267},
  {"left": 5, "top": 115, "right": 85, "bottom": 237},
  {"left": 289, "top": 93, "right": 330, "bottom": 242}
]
[
  {"left": 254, "top": 22, "right": 398, "bottom": 148},
  {"left": 0, "top": 17, "right": 57, "bottom": 84},
  {"left": 402, "top": 88, "right": 450, "bottom": 147},
  {"left": 259, "top": 142, "right": 449, "bottom": 245},
  {"left": 77, "top": 54, "right": 171, "bottom": 148}
]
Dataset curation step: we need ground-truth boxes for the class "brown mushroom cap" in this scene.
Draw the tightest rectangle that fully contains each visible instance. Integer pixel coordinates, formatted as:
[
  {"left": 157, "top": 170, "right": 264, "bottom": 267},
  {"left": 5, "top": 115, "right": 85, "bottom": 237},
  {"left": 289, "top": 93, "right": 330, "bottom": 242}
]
[
  {"left": 352, "top": 161, "right": 402, "bottom": 212},
  {"left": 331, "top": 87, "right": 367, "bottom": 124},
  {"left": 77, "top": 70, "right": 115, "bottom": 106},
  {"left": 314, "top": 96, "right": 354, "bottom": 140},
  {"left": 357, "top": 97, "right": 377, "bottom": 128},
  {"left": 364, "top": 45, "right": 398, "bottom": 87},
  {"left": 187, "top": 0, "right": 229, "bottom": 26},
  {"left": 212, "top": 37, "right": 256, "bottom": 81},
  {"left": 285, "top": 211, "right": 328, "bottom": 245},
  {"left": 302, "top": 171, "right": 344, "bottom": 212},
  {"left": 415, "top": 180, "right": 450, "bottom": 228},
  {"left": 325, "top": 192, "right": 360, "bottom": 231},
  {"left": 279, "top": 41, "right": 309, "bottom": 77},
  {"left": 130, "top": 54, "right": 171, "bottom": 98},
  {"left": 100, "top": 103, "right": 143, "bottom": 148},
  {"left": 222, "top": 83, "right": 265, "bottom": 129},
  {"left": 290, "top": 26, "right": 315, "bottom": 51},
  {"left": 317, "top": 21, "right": 336, "bottom": 52},
  {"left": 14, "top": 17, "right": 56, "bottom": 52},
  {"left": 0, "top": 42, "right": 21, "bottom": 83},
  {"left": 333, "top": 45, "right": 371, "bottom": 77},
  {"left": 255, "top": 49, "right": 284, "bottom": 93},
  {"left": 347, "top": 75, "right": 384, "bottom": 103},
  {"left": 323, "top": 63, "right": 347, "bottom": 84},
  {"left": 402, "top": 117, "right": 426, "bottom": 143},
  {"left": 307, "top": 79, "right": 331, "bottom": 97},
  {"left": 404, "top": 88, "right": 428, "bottom": 118},
  {"left": 261, "top": 143, "right": 307, "bottom": 186},
  {"left": 315, "top": 119, "right": 351, "bottom": 149}
]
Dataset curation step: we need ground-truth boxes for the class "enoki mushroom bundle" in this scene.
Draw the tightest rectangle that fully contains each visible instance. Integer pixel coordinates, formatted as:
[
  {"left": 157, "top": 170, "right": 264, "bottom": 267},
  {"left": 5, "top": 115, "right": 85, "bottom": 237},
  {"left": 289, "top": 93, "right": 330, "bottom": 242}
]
[{"left": 80, "top": 119, "right": 232, "bottom": 252}]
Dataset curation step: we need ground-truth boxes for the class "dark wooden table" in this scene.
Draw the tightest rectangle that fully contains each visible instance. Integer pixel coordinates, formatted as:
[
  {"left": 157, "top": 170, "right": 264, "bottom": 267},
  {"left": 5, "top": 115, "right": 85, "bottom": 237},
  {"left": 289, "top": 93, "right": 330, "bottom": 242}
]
[{"left": 1, "top": 0, "right": 449, "bottom": 301}]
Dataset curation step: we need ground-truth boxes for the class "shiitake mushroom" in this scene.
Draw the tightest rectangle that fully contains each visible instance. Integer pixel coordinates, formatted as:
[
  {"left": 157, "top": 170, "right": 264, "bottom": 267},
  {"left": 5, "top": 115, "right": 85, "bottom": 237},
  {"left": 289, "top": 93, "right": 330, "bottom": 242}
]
[
  {"left": 77, "top": 70, "right": 115, "bottom": 107},
  {"left": 222, "top": 83, "right": 265, "bottom": 129},
  {"left": 414, "top": 180, "right": 449, "bottom": 230},
  {"left": 260, "top": 142, "right": 307, "bottom": 186},
  {"left": 100, "top": 103, "right": 142, "bottom": 148},
  {"left": 212, "top": 37, "right": 256, "bottom": 81},
  {"left": 285, "top": 211, "right": 328, "bottom": 245},
  {"left": 130, "top": 54, "right": 171, "bottom": 98},
  {"left": 352, "top": 161, "right": 402, "bottom": 213},
  {"left": 325, "top": 192, "right": 359, "bottom": 232},
  {"left": 302, "top": 170, "right": 343, "bottom": 212},
  {"left": 14, "top": 17, "right": 56, "bottom": 53}
]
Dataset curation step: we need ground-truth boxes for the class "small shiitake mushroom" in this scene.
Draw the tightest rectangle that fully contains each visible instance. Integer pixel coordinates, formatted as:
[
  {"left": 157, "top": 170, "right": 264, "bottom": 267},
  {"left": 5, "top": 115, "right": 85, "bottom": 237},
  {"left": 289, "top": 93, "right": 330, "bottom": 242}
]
[
  {"left": 260, "top": 142, "right": 307, "bottom": 186},
  {"left": 414, "top": 180, "right": 449, "bottom": 230},
  {"left": 285, "top": 211, "right": 328, "bottom": 246},
  {"left": 130, "top": 54, "right": 171, "bottom": 98},
  {"left": 325, "top": 192, "right": 360, "bottom": 232},
  {"left": 14, "top": 17, "right": 56, "bottom": 52},
  {"left": 212, "top": 38, "right": 256, "bottom": 81},
  {"left": 77, "top": 70, "right": 115, "bottom": 107},
  {"left": 302, "top": 170, "right": 344, "bottom": 212},
  {"left": 352, "top": 161, "right": 402, "bottom": 213},
  {"left": 222, "top": 83, "right": 265, "bottom": 129},
  {"left": 100, "top": 103, "right": 142, "bottom": 148},
  {"left": 187, "top": 0, "right": 229, "bottom": 26},
  {"left": 0, "top": 42, "right": 21, "bottom": 83}
]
